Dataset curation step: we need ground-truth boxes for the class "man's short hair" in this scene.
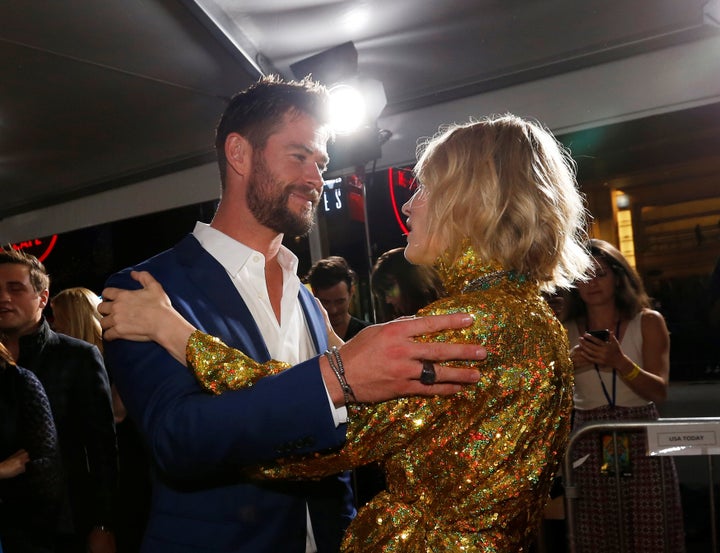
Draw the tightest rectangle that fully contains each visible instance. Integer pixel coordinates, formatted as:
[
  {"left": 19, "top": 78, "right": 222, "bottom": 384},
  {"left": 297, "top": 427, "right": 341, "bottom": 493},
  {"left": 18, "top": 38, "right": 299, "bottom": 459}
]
[
  {"left": 305, "top": 256, "right": 357, "bottom": 292},
  {"left": 215, "top": 75, "right": 331, "bottom": 188},
  {"left": 0, "top": 248, "right": 50, "bottom": 293}
]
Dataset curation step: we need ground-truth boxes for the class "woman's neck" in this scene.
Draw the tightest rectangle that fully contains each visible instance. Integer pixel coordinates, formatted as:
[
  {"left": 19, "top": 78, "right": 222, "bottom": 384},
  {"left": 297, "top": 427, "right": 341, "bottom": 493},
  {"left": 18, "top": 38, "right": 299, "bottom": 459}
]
[
  {"left": 584, "top": 304, "right": 621, "bottom": 330},
  {"left": 434, "top": 245, "right": 504, "bottom": 294}
]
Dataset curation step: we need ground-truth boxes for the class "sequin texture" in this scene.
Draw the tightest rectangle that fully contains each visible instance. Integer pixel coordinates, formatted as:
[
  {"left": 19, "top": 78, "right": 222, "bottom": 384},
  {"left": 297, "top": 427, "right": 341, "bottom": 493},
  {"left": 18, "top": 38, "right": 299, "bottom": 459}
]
[{"left": 188, "top": 247, "right": 573, "bottom": 552}]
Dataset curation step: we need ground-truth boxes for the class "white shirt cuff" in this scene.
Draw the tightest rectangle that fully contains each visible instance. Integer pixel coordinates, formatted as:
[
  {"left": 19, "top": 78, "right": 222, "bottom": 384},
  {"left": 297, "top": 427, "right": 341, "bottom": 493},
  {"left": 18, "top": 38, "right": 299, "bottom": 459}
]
[{"left": 323, "top": 380, "right": 348, "bottom": 426}]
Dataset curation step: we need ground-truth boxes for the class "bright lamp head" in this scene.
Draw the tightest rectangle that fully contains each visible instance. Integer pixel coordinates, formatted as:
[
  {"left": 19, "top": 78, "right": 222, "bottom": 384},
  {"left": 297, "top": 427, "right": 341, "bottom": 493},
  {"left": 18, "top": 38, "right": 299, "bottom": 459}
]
[{"left": 329, "top": 84, "right": 367, "bottom": 135}]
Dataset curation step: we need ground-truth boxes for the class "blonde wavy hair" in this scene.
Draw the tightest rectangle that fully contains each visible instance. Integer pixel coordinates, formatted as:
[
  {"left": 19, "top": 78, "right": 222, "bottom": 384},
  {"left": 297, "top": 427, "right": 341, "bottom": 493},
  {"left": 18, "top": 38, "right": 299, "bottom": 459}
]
[
  {"left": 414, "top": 113, "right": 592, "bottom": 290},
  {"left": 51, "top": 287, "right": 103, "bottom": 352}
]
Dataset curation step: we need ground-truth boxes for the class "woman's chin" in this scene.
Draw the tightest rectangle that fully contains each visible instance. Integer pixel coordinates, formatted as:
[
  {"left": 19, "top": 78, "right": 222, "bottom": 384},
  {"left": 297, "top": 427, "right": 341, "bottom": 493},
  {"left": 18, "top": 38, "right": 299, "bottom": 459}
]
[{"left": 404, "top": 248, "right": 429, "bottom": 266}]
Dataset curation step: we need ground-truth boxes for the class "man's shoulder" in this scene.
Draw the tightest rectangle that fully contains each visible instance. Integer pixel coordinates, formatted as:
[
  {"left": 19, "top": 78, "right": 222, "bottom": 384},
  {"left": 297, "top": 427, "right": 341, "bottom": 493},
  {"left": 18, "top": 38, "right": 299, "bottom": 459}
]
[
  {"left": 52, "top": 331, "right": 94, "bottom": 348},
  {"left": 50, "top": 332, "right": 103, "bottom": 358},
  {"left": 30, "top": 331, "right": 106, "bottom": 378},
  {"left": 105, "top": 234, "right": 201, "bottom": 289}
]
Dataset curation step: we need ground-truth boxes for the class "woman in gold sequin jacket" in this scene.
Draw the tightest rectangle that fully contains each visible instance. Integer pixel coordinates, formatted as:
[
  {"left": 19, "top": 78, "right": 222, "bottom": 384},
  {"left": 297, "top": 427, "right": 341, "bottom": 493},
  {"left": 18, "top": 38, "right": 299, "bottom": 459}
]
[{"left": 101, "top": 114, "right": 593, "bottom": 552}]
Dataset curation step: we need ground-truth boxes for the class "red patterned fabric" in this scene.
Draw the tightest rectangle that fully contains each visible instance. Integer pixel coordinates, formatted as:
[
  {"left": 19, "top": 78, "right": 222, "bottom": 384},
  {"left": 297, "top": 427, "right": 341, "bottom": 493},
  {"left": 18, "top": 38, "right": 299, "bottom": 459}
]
[{"left": 570, "top": 404, "right": 686, "bottom": 553}]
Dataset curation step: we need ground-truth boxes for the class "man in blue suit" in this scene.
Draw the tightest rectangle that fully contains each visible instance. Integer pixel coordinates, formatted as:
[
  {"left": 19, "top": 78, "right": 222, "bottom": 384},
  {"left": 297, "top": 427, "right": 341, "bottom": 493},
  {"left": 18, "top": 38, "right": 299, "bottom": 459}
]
[{"left": 103, "top": 76, "right": 484, "bottom": 552}]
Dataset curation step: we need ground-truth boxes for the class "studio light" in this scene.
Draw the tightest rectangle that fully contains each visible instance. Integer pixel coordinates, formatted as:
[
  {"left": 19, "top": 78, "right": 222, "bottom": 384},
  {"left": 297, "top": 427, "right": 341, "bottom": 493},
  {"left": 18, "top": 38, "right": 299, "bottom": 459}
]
[
  {"left": 290, "top": 41, "right": 358, "bottom": 85},
  {"left": 329, "top": 84, "right": 366, "bottom": 134},
  {"left": 290, "top": 42, "right": 388, "bottom": 173}
]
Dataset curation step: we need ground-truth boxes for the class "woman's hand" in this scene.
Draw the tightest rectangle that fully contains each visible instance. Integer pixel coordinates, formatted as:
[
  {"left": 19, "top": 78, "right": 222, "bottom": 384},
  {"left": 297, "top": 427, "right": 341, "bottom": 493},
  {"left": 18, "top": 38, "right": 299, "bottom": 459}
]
[
  {"left": 99, "top": 271, "right": 175, "bottom": 342},
  {"left": 99, "top": 271, "right": 196, "bottom": 365},
  {"left": 0, "top": 449, "right": 30, "bottom": 479},
  {"left": 569, "top": 343, "right": 591, "bottom": 370},
  {"left": 578, "top": 332, "right": 624, "bottom": 368}
]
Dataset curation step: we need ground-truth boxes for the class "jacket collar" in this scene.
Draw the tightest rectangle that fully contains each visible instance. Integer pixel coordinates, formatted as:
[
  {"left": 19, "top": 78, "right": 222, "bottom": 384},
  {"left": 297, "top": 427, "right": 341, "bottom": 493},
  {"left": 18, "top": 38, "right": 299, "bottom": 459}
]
[{"left": 17, "top": 316, "right": 54, "bottom": 367}]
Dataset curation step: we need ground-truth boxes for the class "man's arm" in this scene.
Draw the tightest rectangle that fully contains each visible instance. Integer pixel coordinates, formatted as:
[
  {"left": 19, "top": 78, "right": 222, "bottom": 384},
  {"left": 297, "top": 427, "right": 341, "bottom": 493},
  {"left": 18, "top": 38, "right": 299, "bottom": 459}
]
[
  {"left": 320, "top": 315, "right": 483, "bottom": 405},
  {"left": 101, "top": 271, "right": 485, "bottom": 406},
  {"left": 104, "top": 335, "right": 344, "bottom": 478},
  {"left": 103, "top": 269, "right": 347, "bottom": 480}
]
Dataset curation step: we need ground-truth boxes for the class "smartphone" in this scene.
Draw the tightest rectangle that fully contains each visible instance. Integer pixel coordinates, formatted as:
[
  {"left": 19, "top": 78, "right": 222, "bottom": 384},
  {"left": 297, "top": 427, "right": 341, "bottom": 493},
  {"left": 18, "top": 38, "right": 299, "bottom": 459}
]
[{"left": 587, "top": 329, "right": 610, "bottom": 341}]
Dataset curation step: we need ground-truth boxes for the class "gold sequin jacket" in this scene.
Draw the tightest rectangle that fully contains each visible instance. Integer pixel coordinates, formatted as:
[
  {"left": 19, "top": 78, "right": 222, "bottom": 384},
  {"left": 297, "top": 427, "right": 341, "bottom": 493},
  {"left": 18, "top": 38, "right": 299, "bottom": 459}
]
[{"left": 187, "top": 248, "right": 573, "bottom": 552}]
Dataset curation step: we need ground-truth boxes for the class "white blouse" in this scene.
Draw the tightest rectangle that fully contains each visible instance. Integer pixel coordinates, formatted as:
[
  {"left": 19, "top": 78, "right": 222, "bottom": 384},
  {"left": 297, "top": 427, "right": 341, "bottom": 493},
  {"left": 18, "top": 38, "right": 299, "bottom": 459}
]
[{"left": 566, "top": 311, "right": 651, "bottom": 410}]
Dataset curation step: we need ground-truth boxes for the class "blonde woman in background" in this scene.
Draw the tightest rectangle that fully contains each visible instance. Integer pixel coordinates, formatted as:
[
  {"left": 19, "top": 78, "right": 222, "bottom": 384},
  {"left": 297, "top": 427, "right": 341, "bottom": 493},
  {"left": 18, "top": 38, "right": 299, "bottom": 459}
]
[
  {"left": 51, "top": 288, "right": 125, "bottom": 420},
  {"left": 51, "top": 287, "right": 103, "bottom": 349}
]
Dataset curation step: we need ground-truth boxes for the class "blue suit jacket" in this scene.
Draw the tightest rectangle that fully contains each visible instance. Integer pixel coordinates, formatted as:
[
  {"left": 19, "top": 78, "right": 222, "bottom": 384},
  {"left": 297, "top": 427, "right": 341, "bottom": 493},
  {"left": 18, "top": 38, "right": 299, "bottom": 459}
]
[{"left": 104, "top": 234, "right": 355, "bottom": 553}]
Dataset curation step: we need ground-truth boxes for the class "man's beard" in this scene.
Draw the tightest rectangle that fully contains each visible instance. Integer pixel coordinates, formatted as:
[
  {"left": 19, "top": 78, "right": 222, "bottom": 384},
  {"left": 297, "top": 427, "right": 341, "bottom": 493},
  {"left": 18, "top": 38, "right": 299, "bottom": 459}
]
[{"left": 246, "top": 153, "right": 318, "bottom": 237}]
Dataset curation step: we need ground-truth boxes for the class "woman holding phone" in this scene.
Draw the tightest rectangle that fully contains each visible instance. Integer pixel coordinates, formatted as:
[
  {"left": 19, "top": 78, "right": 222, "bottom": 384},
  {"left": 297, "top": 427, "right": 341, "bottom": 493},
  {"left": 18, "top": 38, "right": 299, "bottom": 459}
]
[{"left": 564, "top": 238, "right": 685, "bottom": 553}]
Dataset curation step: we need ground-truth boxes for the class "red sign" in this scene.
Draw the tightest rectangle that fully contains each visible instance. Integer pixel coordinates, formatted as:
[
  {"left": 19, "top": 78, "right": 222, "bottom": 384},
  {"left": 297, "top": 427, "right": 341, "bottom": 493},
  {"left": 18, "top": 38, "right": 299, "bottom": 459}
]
[
  {"left": 10, "top": 235, "right": 58, "bottom": 262},
  {"left": 387, "top": 167, "right": 417, "bottom": 234}
]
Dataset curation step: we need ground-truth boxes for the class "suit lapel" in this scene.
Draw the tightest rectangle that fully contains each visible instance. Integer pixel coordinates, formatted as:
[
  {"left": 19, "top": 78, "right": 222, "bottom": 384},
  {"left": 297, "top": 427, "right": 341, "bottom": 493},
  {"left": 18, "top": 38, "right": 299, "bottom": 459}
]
[
  {"left": 299, "top": 285, "right": 329, "bottom": 354},
  {"left": 174, "top": 235, "right": 271, "bottom": 361},
  {"left": 173, "top": 234, "right": 330, "bottom": 361}
]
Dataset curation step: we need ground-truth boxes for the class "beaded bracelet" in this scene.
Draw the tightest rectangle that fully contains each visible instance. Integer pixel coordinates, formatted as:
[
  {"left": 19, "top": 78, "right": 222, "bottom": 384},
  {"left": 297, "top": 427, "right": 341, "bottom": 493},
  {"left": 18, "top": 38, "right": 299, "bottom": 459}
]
[
  {"left": 622, "top": 362, "right": 641, "bottom": 382},
  {"left": 324, "top": 346, "right": 356, "bottom": 404}
]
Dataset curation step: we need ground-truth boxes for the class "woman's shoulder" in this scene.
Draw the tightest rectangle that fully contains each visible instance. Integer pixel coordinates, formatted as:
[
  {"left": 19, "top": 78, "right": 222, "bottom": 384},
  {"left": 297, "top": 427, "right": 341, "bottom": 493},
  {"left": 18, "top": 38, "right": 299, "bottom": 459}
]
[
  {"left": 0, "top": 363, "right": 46, "bottom": 399},
  {"left": 418, "top": 284, "right": 527, "bottom": 315},
  {"left": 14, "top": 365, "right": 47, "bottom": 394},
  {"left": 639, "top": 307, "right": 663, "bottom": 318},
  {"left": 638, "top": 308, "right": 669, "bottom": 333}
]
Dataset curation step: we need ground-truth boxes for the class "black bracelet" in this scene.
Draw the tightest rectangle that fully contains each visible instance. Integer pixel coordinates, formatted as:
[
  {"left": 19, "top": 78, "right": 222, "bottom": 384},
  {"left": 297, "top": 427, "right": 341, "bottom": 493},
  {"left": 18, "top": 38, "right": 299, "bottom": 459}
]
[{"left": 324, "top": 346, "right": 356, "bottom": 404}]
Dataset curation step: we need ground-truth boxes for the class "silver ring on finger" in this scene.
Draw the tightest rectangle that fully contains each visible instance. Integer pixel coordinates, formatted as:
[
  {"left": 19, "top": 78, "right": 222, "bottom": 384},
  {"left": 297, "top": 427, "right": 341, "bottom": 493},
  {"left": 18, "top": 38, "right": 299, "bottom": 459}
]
[{"left": 419, "top": 360, "right": 436, "bottom": 385}]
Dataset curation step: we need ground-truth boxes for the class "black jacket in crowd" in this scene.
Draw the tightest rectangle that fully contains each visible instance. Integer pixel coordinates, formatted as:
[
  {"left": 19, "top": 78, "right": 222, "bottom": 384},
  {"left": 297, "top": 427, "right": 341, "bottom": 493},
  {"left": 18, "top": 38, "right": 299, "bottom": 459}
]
[
  {"left": 17, "top": 318, "right": 118, "bottom": 538},
  {"left": 0, "top": 362, "right": 63, "bottom": 552}
]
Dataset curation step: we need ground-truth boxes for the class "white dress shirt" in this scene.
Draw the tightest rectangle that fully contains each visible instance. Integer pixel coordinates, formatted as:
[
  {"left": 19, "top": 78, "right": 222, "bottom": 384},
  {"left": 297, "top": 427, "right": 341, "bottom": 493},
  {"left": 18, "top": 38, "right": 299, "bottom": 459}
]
[{"left": 192, "top": 222, "right": 346, "bottom": 552}]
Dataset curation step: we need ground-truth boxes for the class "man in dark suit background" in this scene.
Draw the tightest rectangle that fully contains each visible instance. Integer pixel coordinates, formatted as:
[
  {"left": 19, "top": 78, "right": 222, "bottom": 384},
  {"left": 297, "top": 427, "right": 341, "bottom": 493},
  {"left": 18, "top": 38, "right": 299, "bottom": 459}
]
[
  {"left": 304, "top": 256, "right": 370, "bottom": 341},
  {"left": 103, "top": 76, "right": 484, "bottom": 552},
  {"left": 0, "top": 249, "right": 117, "bottom": 553}
]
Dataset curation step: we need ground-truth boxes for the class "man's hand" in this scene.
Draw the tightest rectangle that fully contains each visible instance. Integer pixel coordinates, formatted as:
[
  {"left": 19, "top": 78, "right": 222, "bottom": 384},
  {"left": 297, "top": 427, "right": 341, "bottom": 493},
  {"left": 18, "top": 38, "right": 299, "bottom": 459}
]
[{"left": 321, "top": 313, "right": 485, "bottom": 405}]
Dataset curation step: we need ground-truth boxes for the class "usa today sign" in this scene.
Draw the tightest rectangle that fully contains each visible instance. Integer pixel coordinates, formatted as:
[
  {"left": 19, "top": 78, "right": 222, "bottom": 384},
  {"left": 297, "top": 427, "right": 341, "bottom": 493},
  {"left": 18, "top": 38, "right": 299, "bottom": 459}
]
[{"left": 647, "top": 421, "right": 720, "bottom": 456}]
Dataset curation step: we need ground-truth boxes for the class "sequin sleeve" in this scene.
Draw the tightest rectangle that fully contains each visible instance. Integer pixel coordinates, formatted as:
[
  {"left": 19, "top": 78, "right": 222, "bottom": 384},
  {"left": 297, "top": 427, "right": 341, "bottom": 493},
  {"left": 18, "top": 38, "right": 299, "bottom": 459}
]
[
  {"left": 186, "top": 330, "right": 291, "bottom": 394},
  {"left": 250, "top": 282, "right": 572, "bottom": 500},
  {"left": 248, "top": 298, "right": 493, "bottom": 480},
  {"left": 183, "top": 328, "right": 400, "bottom": 475}
]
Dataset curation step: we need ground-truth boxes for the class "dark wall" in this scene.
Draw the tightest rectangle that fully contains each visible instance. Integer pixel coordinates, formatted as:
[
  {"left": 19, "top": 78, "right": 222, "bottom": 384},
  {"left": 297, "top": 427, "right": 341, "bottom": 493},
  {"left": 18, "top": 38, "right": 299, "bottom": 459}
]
[{"left": 34, "top": 201, "right": 218, "bottom": 297}]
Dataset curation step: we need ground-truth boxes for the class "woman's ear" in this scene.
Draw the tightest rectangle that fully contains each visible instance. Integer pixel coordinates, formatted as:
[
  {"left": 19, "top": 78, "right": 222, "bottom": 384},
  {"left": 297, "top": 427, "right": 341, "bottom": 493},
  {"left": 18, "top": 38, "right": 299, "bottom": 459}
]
[{"left": 225, "top": 133, "right": 252, "bottom": 178}]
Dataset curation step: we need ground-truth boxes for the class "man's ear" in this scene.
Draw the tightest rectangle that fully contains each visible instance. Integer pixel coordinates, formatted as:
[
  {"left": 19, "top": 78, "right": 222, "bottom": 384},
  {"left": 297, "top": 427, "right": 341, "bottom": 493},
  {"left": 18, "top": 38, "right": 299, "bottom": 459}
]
[
  {"left": 38, "top": 289, "right": 50, "bottom": 310},
  {"left": 225, "top": 133, "right": 252, "bottom": 177}
]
